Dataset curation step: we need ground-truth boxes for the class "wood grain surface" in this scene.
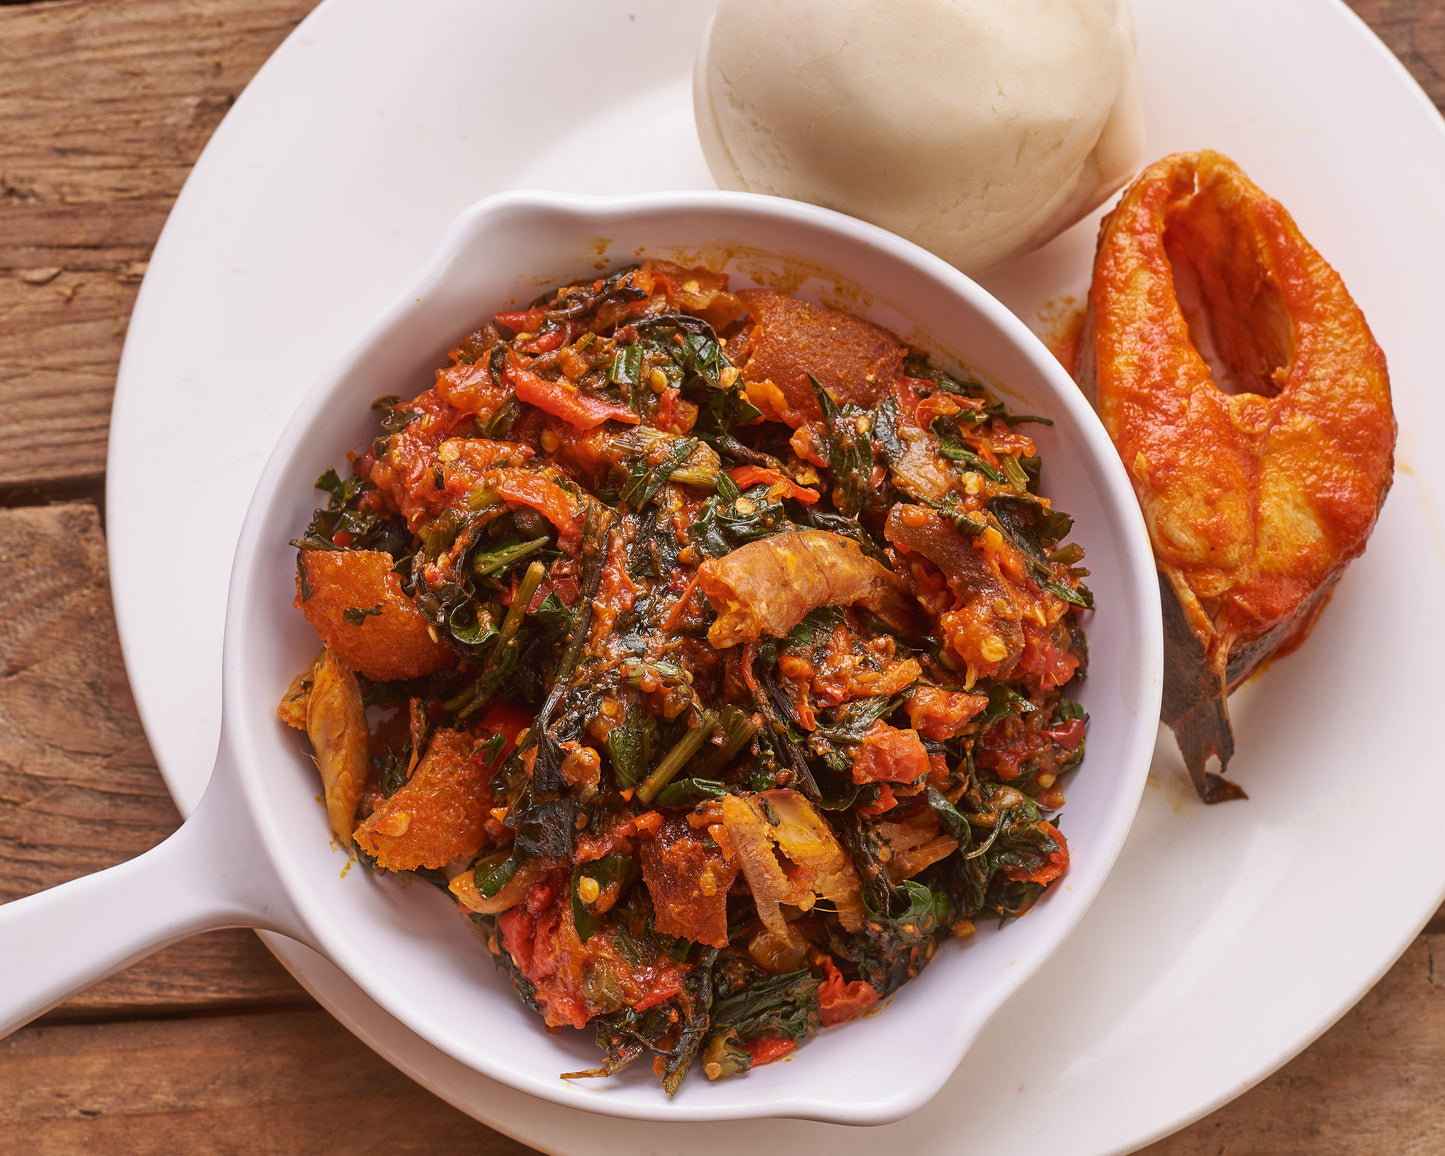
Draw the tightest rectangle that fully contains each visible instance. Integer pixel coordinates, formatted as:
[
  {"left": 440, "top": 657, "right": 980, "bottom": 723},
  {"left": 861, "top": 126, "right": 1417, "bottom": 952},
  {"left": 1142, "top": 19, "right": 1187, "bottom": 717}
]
[{"left": 1, "top": 1, "right": 1441, "bottom": 1152}]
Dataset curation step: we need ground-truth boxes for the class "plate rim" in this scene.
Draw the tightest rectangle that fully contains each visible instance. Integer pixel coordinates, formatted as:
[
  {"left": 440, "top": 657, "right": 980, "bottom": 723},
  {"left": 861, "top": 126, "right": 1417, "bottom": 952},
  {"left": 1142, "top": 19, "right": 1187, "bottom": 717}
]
[{"left": 103, "top": 0, "right": 1445, "bottom": 1151}]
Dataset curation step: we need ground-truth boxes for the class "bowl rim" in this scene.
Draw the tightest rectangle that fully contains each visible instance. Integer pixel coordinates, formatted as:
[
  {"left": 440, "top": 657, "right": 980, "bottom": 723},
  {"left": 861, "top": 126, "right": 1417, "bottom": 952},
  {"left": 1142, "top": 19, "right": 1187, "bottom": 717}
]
[{"left": 220, "top": 187, "right": 1164, "bottom": 1124}]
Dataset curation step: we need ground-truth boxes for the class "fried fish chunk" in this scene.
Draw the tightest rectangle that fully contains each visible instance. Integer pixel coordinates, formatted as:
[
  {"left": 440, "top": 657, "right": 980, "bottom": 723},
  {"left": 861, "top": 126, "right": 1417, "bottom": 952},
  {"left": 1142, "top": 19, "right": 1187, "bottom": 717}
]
[
  {"left": 353, "top": 727, "right": 496, "bottom": 871},
  {"left": 697, "top": 529, "right": 917, "bottom": 647},
  {"left": 639, "top": 815, "right": 741, "bottom": 949},
  {"left": 302, "top": 647, "right": 369, "bottom": 845},
  {"left": 295, "top": 548, "right": 452, "bottom": 682},
  {"left": 719, "top": 789, "right": 865, "bottom": 938},
  {"left": 731, "top": 289, "right": 906, "bottom": 426},
  {"left": 1076, "top": 150, "right": 1395, "bottom": 801}
]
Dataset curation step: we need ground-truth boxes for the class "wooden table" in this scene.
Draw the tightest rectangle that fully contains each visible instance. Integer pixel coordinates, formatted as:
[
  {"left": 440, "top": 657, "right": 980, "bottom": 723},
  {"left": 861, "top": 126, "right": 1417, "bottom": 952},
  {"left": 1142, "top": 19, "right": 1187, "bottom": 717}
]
[{"left": 1, "top": 1, "right": 1441, "bottom": 1151}]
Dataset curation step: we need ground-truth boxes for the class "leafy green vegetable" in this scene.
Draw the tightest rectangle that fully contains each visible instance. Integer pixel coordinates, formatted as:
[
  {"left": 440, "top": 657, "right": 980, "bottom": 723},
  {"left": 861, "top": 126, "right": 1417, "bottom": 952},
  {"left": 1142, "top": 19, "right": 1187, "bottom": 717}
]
[
  {"left": 653, "top": 777, "right": 730, "bottom": 808},
  {"left": 510, "top": 796, "right": 581, "bottom": 859},
  {"left": 446, "top": 599, "right": 498, "bottom": 649},
  {"left": 689, "top": 473, "right": 788, "bottom": 557},
  {"left": 829, "top": 873, "right": 950, "bottom": 995},
  {"left": 708, "top": 968, "right": 822, "bottom": 1042},
  {"left": 315, "top": 467, "right": 366, "bottom": 506},
  {"left": 521, "top": 506, "right": 611, "bottom": 796},
  {"left": 634, "top": 314, "right": 732, "bottom": 392},
  {"left": 566, "top": 914, "right": 718, "bottom": 1094},
  {"left": 532, "top": 591, "right": 576, "bottom": 641},
  {"left": 870, "top": 396, "right": 906, "bottom": 464},
  {"left": 689, "top": 706, "right": 758, "bottom": 781},
  {"left": 816, "top": 693, "right": 907, "bottom": 745},
  {"left": 341, "top": 604, "right": 383, "bottom": 626},
  {"left": 372, "top": 395, "right": 421, "bottom": 433},
  {"left": 373, "top": 745, "right": 410, "bottom": 798},
  {"left": 799, "top": 507, "right": 891, "bottom": 564},
  {"left": 606, "top": 710, "right": 656, "bottom": 789},
  {"left": 479, "top": 394, "right": 523, "bottom": 440},
  {"left": 973, "top": 682, "right": 1038, "bottom": 732},
  {"left": 635, "top": 709, "right": 717, "bottom": 805},
  {"left": 620, "top": 436, "right": 701, "bottom": 510},
  {"left": 900, "top": 355, "right": 989, "bottom": 401},
  {"left": 571, "top": 855, "right": 638, "bottom": 941},
  {"left": 925, "top": 491, "right": 988, "bottom": 537},
  {"left": 925, "top": 786, "right": 973, "bottom": 845},
  {"left": 471, "top": 536, "right": 550, "bottom": 580},
  {"left": 936, "top": 439, "right": 1005, "bottom": 482},
  {"left": 1000, "top": 454, "right": 1031, "bottom": 493},
  {"left": 291, "top": 469, "right": 411, "bottom": 561},
  {"left": 902, "top": 354, "right": 1052, "bottom": 427},
  {"left": 473, "top": 849, "right": 519, "bottom": 898},
  {"left": 811, "top": 376, "right": 872, "bottom": 518},
  {"left": 987, "top": 495, "right": 1093, "bottom": 608},
  {"left": 608, "top": 342, "right": 643, "bottom": 390},
  {"left": 1055, "top": 696, "right": 1086, "bottom": 723}
]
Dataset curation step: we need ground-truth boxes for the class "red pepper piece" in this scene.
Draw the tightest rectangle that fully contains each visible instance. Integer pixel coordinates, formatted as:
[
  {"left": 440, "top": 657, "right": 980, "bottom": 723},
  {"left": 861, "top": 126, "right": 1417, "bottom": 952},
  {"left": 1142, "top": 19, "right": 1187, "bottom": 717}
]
[
  {"left": 726, "top": 465, "right": 820, "bottom": 505},
  {"left": 817, "top": 956, "right": 880, "bottom": 1027},
  {"left": 743, "top": 1037, "right": 797, "bottom": 1066},
  {"left": 505, "top": 353, "right": 639, "bottom": 430},
  {"left": 493, "top": 306, "right": 548, "bottom": 334}
]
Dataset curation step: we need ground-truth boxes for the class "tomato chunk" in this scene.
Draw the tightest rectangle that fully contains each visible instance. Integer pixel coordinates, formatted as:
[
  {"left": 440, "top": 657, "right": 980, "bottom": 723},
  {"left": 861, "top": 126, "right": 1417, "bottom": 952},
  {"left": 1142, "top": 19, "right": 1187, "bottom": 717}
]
[
  {"left": 817, "top": 957, "right": 879, "bottom": 1027},
  {"left": 849, "top": 721, "right": 929, "bottom": 785}
]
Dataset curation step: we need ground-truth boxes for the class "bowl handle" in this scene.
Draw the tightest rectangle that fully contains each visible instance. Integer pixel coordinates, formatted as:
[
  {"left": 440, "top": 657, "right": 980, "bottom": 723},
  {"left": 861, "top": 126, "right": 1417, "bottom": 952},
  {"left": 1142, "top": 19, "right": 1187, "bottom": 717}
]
[{"left": 0, "top": 743, "right": 316, "bottom": 1037}]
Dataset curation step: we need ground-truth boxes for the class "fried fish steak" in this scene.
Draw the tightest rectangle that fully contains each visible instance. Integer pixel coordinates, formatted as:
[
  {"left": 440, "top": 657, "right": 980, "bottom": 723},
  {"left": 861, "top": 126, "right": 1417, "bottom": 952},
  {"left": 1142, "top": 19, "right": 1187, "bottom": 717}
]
[{"left": 1075, "top": 150, "right": 1395, "bottom": 801}]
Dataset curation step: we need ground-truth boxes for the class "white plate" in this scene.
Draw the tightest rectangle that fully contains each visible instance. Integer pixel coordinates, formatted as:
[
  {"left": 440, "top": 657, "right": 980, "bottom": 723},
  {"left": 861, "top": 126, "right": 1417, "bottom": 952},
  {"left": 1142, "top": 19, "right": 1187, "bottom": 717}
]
[{"left": 107, "top": 0, "right": 1445, "bottom": 1152}]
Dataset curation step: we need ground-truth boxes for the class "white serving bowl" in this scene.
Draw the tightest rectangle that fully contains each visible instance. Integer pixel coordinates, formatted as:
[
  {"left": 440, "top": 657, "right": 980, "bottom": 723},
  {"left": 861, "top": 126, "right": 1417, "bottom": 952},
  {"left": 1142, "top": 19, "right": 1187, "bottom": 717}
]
[{"left": 0, "top": 190, "right": 1162, "bottom": 1126}]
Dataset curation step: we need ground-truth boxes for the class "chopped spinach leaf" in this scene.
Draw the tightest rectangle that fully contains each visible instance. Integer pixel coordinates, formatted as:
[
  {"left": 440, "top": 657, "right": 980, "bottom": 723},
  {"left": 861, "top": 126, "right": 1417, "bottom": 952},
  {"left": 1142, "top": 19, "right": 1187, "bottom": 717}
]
[{"left": 342, "top": 604, "right": 383, "bottom": 626}]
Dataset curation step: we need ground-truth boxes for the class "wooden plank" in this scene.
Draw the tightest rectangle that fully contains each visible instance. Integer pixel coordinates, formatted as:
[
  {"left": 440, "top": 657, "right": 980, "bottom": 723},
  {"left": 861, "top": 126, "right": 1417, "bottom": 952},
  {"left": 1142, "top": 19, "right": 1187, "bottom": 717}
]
[
  {"left": 0, "top": 1, "right": 1441, "bottom": 1152},
  {"left": 0, "top": 501, "right": 306, "bottom": 1013},
  {"left": 1, "top": 940, "right": 1442, "bottom": 1156},
  {"left": 0, "top": 0, "right": 319, "bottom": 490},
  {"left": 0, "top": 503, "right": 176, "bottom": 897},
  {"left": 0, "top": 1009, "right": 540, "bottom": 1156}
]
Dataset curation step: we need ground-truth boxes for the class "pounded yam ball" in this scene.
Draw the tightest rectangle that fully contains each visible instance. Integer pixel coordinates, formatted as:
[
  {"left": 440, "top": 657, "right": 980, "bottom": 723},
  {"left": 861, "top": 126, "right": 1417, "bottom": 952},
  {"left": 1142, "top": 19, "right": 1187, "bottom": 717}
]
[{"left": 694, "top": 0, "right": 1146, "bottom": 275}]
